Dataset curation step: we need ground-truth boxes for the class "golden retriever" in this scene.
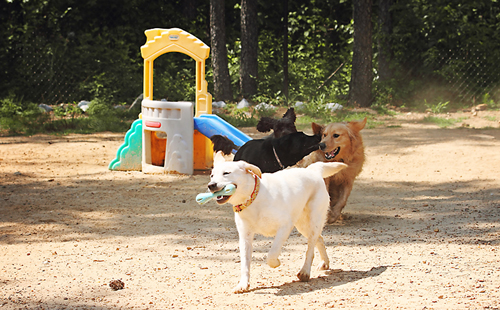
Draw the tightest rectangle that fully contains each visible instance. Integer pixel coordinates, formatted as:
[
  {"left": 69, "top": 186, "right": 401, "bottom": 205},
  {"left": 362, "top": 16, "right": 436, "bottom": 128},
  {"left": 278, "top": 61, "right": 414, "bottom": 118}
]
[{"left": 297, "top": 117, "right": 366, "bottom": 223}]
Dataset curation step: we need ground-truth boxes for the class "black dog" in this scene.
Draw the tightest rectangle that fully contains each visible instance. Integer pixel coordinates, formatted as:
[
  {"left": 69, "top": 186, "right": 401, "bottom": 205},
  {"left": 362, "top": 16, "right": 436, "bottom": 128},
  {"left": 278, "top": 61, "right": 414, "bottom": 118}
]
[
  {"left": 209, "top": 107, "right": 297, "bottom": 156},
  {"left": 256, "top": 107, "right": 297, "bottom": 138},
  {"left": 211, "top": 132, "right": 321, "bottom": 173}
]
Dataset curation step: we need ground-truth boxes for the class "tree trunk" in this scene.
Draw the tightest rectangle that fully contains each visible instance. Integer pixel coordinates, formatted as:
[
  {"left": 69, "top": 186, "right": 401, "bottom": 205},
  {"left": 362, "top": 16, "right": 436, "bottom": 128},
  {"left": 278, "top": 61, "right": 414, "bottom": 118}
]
[
  {"left": 377, "top": 0, "right": 393, "bottom": 81},
  {"left": 282, "top": 0, "right": 289, "bottom": 103},
  {"left": 210, "top": 0, "right": 233, "bottom": 101},
  {"left": 240, "top": 0, "right": 258, "bottom": 98},
  {"left": 349, "top": 0, "right": 373, "bottom": 107}
]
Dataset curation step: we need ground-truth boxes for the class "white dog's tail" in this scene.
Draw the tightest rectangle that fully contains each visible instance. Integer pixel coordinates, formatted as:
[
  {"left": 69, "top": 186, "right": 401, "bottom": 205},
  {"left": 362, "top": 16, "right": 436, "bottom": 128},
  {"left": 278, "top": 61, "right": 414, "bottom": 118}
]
[{"left": 306, "top": 162, "right": 347, "bottom": 178}]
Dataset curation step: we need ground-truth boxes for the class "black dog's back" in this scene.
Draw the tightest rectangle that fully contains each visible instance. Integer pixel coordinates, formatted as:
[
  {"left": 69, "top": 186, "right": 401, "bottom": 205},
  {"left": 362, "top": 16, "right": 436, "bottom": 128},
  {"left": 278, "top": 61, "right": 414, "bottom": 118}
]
[{"left": 234, "top": 132, "right": 321, "bottom": 173}]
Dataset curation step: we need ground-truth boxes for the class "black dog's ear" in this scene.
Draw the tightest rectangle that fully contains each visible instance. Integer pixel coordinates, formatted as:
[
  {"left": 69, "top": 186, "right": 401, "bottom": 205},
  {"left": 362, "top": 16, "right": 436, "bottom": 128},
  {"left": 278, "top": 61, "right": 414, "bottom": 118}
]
[
  {"left": 210, "top": 135, "right": 239, "bottom": 155},
  {"left": 282, "top": 107, "right": 296, "bottom": 122},
  {"left": 311, "top": 122, "right": 324, "bottom": 136},
  {"left": 256, "top": 117, "right": 277, "bottom": 133}
]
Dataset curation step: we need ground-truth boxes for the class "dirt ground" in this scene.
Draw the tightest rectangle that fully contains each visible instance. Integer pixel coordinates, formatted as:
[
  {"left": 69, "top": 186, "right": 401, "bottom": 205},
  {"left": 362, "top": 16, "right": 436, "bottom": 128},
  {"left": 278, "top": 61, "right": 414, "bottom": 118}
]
[{"left": 1, "top": 110, "right": 500, "bottom": 309}]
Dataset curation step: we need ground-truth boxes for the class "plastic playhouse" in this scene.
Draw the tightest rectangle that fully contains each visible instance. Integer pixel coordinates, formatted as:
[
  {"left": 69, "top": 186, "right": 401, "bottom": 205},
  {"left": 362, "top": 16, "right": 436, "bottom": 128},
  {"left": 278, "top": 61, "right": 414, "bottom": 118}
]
[{"left": 109, "top": 28, "right": 251, "bottom": 174}]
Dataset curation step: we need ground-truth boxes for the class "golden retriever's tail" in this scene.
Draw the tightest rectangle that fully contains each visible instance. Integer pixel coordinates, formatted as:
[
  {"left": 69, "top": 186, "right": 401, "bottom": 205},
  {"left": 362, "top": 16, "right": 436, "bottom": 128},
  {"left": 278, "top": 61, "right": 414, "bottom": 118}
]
[{"left": 307, "top": 162, "right": 347, "bottom": 178}]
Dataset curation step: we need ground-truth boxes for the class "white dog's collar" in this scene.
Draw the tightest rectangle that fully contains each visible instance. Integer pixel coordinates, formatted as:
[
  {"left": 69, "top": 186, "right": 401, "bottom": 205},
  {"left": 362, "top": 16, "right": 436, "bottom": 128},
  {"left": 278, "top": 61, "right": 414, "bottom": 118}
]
[{"left": 233, "top": 173, "right": 260, "bottom": 213}]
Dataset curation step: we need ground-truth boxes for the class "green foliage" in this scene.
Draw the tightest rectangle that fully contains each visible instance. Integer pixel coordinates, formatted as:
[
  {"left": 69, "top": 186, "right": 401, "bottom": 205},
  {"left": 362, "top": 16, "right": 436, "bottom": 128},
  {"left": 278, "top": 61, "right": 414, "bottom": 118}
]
[
  {"left": 294, "top": 95, "right": 374, "bottom": 128},
  {"left": 0, "top": 100, "right": 50, "bottom": 135},
  {"left": 252, "top": 1, "right": 353, "bottom": 104},
  {"left": 425, "top": 100, "right": 450, "bottom": 113},
  {"left": 378, "top": 0, "right": 500, "bottom": 110},
  {"left": 1, "top": 0, "right": 500, "bottom": 135},
  {"left": 482, "top": 93, "right": 500, "bottom": 110},
  {"left": 215, "top": 101, "right": 282, "bottom": 128},
  {"left": 253, "top": 104, "right": 277, "bottom": 119},
  {"left": 0, "top": 98, "right": 135, "bottom": 136},
  {"left": 0, "top": 97, "right": 23, "bottom": 118},
  {"left": 483, "top": 115, "right": 497, "bottom": 122},
  {"left": 152, "top": 53, "right": 197, "bottom": 102},
  {"left": 217, "top": 110, "right": 258, "bottom": 128},
  {"left": 422, "top": 116, "right": 465, "bottom": 128},
  {"left": 53, "top": 103, "right": 83, "bottom": 119}
]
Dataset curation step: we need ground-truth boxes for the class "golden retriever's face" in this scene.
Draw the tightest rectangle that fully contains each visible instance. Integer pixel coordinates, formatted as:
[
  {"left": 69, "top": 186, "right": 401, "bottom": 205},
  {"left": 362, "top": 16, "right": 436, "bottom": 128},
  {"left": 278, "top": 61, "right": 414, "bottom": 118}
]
[{"left": 312, "top": 118, "right": 367, "bottom": 162}]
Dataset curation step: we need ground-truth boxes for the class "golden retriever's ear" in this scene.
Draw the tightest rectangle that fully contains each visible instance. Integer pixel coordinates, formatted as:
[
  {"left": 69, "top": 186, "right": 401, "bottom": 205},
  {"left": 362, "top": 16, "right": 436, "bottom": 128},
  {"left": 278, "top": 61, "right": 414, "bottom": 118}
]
[
  {"left": 348, "top": 117, "right": 367, "bottom": 132},
  {"left": 239, "top": 161, "right": 262, "bottom": 178},
  {"left": 311, "top": 122, "right": 324, "bottom": 135},
  {"left": 213, "top": 151, "right": 226, "bottom": 165}
]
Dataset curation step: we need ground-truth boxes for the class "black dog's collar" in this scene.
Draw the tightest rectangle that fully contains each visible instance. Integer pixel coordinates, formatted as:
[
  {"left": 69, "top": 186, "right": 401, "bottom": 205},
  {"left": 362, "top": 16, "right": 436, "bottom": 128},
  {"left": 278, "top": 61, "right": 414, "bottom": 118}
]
[{"left": 272, "top": 146, "right": 285, "bottom": 170}]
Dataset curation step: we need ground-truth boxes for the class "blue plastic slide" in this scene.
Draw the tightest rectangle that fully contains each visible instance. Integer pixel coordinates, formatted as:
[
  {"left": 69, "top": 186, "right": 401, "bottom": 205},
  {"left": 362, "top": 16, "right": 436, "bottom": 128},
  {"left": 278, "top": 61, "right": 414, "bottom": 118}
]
[{"left": 194, "top": 114, "right": 252, "bottom": 151}]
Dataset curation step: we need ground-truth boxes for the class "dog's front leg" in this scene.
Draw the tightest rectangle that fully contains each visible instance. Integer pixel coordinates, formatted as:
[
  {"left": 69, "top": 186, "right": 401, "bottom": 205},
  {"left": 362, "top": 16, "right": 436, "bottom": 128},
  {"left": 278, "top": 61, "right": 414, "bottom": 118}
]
[
  {"left": 233, "top": 230, "right": 254, "bottom": 294},
  {"left": 267, "top": 224, "right": 294, "bottom": 268}
]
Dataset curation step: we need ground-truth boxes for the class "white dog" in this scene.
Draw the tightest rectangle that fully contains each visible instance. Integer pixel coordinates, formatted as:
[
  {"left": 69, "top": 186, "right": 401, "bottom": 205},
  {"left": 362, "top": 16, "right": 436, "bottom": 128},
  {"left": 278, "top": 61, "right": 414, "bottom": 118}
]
[{"left": 207, "top": 152, "right": 346, "bottom": 293}]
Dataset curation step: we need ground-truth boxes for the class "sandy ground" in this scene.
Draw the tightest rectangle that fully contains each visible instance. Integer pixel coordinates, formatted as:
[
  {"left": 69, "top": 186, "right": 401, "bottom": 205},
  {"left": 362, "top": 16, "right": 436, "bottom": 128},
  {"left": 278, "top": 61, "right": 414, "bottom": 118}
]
[{"left": 1, "top": 111, "right": 500, "bottom": 309}]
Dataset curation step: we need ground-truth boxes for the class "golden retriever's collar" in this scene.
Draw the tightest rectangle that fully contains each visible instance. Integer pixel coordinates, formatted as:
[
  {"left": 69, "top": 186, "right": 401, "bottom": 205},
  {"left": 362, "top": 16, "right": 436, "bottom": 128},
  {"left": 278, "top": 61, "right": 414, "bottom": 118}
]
[{"left": 233, "top": 173, "right": 260, "bottom": 213}]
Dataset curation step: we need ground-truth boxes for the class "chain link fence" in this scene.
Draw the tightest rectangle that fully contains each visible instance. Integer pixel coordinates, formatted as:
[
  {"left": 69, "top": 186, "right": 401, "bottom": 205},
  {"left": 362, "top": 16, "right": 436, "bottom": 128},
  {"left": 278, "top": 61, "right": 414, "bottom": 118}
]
[
  {"left": 6, "top": 34, "right": 500, "bottom": 107},
  {"left": 436, "top": 49, "right": 500, "bottom": 105},
  {"left": 17, "top": 34, "right": 87, "bottom": 105}
]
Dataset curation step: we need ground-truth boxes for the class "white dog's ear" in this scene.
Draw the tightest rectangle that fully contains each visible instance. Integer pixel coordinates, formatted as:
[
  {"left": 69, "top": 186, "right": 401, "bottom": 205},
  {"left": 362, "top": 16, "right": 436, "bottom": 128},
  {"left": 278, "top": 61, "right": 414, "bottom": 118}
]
[
  {"left": 213, "top": 151, "right": 226, "bottom": 165},
  {"left": 239, "top": 161, "right": 262, "bottom": 178}
]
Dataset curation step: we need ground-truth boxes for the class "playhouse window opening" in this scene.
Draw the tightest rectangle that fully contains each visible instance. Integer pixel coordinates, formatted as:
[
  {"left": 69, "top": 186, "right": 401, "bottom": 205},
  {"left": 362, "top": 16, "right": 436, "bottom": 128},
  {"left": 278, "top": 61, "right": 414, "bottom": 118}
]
[
  {"left": 150, "top": 130, "right": 167, "bottom": 167},
  {"left": 152, "top": 53, "right": 196, "bottom": 103}
]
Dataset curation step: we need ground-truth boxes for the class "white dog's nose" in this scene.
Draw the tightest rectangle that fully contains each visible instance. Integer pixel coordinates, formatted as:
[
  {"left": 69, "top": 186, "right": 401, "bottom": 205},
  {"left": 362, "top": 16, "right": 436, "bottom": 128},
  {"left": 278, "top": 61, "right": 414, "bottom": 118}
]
[{"left": 208, "top": 182, "right": 219, "bottom": 192}]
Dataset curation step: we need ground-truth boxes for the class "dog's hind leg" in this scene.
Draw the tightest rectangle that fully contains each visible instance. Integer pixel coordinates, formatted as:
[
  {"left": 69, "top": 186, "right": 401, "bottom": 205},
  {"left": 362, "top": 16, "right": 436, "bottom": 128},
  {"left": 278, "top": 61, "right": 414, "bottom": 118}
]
[
  {"left": 296, "top": 234, "right": 318, "bottom": 282},
  {"left": 295, "top": 224, "right": 322, "bottom": 281},
  {"left": 295, "top": 195, "right": 330, "bottom": 281},
  {"left": 315, "top": 235, "right": 330, "bottom": 271},
  {"left": 328, "top": 181, "right": 353, "bottom": 223},
  {"left": 267, "top": 223, "right": 294, "bottom": 269}
]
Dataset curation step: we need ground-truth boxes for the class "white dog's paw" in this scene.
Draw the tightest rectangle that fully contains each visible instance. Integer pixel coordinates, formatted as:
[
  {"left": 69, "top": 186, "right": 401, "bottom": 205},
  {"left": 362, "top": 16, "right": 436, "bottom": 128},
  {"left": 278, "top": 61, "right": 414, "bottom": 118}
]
[
  {"left": 297, "top": 270, "right": 311, "bottom": 282},
  {"left": 318, "top": 261, "right": 330, "bottom": 271},
  {"left": 233, "top": 282, "right": 250, "bottom": 294},
  {"left": 267, "top": 257, "right": 281, "bottom": 268}
]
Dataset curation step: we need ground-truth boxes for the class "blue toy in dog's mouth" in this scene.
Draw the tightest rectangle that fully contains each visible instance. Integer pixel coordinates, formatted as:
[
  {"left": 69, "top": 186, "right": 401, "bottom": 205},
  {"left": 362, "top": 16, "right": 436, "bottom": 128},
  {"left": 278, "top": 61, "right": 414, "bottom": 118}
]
[
  {"left": 325, "top": 147, "right": 340, "bottom": 160},
  {"left": 196, "top": 184, "right": 236, "bottom": 205}
]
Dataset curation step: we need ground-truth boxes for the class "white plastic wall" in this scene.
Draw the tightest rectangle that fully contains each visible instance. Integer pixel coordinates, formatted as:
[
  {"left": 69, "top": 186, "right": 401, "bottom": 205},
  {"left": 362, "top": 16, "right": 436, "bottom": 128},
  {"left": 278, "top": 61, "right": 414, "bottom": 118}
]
[{"left": 141, "top": 99, "right": 194, "bottom": 174}]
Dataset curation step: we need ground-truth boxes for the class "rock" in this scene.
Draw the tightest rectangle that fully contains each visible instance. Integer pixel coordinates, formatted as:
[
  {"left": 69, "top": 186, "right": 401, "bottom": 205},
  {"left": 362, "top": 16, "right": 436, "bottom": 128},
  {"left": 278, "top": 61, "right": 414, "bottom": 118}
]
[
  {"left": 294, "top": 101, "right": 305, "bottom": 109},
  {"left": 254, "top": 102, "right": 275, "bottom": 111},
  {"left": 109, "top": 279, "right": 125, "bottom": 290},
  {"left": 38, "top": 104, "right": 52, "bottom": 112},
  {"left": 326, "top": 103, "right": 343, "bottom": 111},
  {"left": 77, "top": 100, "right": 90, "bottom": 108},
  {"left": 212, "top": 101, "right": 226, "bottom": 108},
  {"left": 77, "top": 100, "right": 90, "bottom": 112},
  {"left": 237, "top": 98, "right": 250, "bottom": 109}
]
